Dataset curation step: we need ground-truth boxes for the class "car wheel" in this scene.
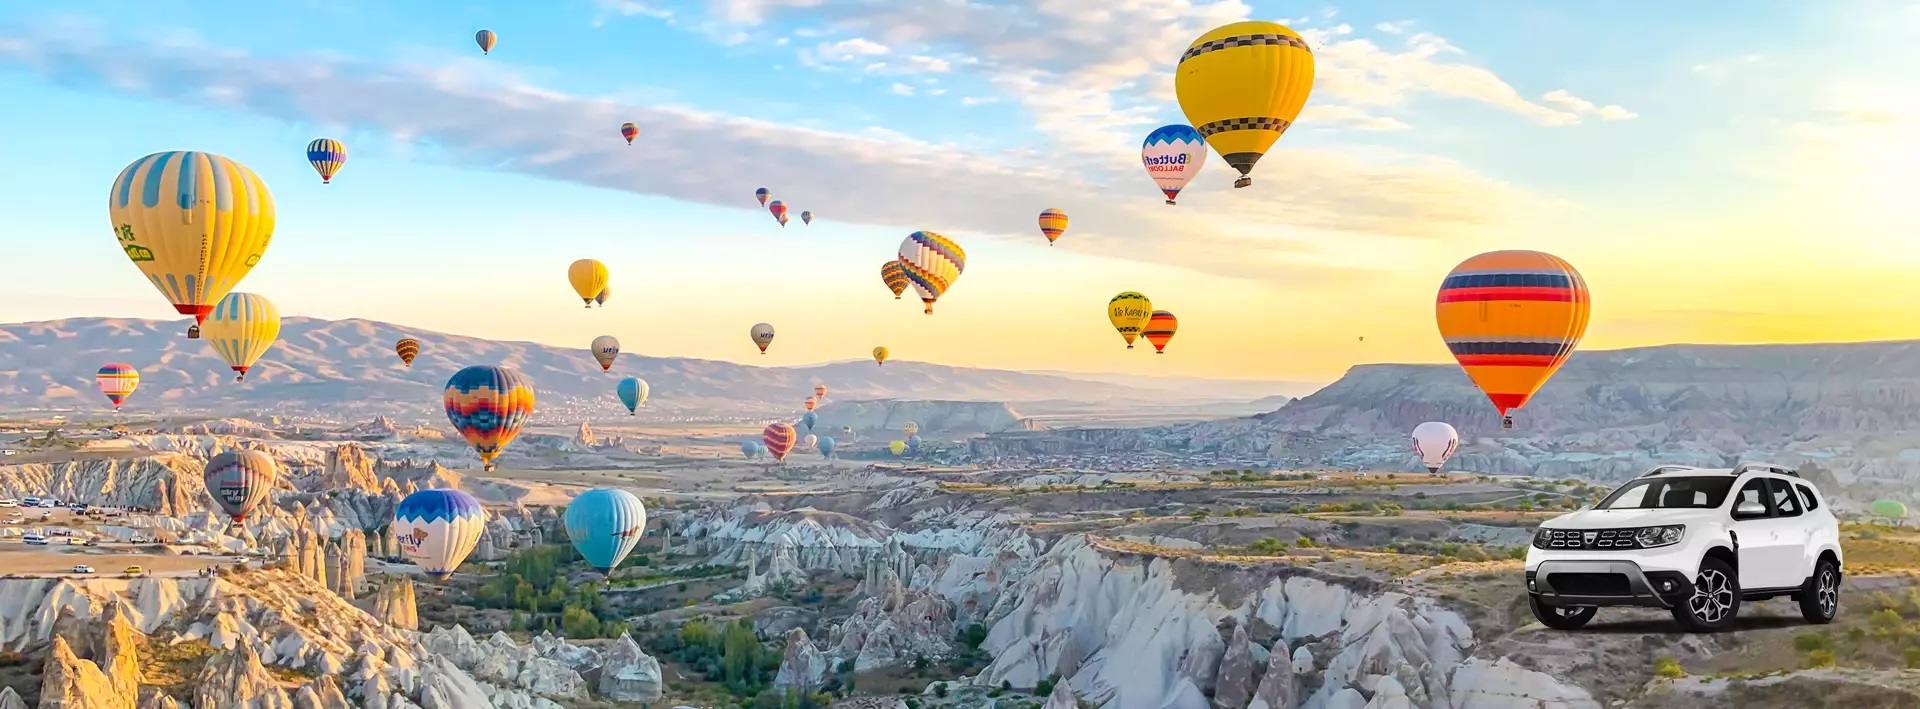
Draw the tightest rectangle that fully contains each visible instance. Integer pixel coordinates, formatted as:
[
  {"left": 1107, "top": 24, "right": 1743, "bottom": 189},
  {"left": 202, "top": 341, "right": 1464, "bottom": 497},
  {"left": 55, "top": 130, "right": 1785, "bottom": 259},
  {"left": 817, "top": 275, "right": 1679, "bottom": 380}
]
[
  {"left": 1529, "top": 594, "right": 1596, "bottom": 630},
  {"left": 1671, "top": 557, "right": 1741, "bottom": 632},
  {"left": 1797, "top": 557, "right": 1841, "bottom": 624}
]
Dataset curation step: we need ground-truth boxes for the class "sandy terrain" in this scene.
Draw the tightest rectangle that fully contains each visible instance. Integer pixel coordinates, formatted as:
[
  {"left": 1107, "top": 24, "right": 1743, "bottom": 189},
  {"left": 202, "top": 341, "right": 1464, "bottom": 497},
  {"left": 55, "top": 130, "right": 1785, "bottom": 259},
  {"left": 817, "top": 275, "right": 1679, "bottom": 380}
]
[{"left": 0, "top": 545, "right": 230, "bottom": 577}]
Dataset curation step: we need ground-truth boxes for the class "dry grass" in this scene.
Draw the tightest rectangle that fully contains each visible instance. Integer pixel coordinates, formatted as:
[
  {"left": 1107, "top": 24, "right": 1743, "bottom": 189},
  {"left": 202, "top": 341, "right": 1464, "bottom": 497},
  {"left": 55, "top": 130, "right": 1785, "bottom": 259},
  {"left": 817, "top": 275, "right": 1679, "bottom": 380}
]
[{"left": 1841, "top": 525, "right": 1920, "bottom": 577}]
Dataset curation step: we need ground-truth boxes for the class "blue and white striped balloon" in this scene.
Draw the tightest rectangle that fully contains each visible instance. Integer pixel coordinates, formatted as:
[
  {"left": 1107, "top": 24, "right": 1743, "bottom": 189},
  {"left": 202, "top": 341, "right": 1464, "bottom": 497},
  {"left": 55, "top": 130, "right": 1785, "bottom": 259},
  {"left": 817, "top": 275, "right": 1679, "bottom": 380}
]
[
  {"left": 564, "top": 488, "right": 648, "bottom": 573},
  {"left": 392, "top": 489, "right": 487, "bottom": 581}
]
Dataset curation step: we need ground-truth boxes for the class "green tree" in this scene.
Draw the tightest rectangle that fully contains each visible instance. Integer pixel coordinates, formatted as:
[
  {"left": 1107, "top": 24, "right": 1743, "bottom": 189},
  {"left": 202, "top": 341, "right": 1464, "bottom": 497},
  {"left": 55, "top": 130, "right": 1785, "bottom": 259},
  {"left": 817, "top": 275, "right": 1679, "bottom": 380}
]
[{"left": 561, "top": 607, "right": 602, "bottom": 638}]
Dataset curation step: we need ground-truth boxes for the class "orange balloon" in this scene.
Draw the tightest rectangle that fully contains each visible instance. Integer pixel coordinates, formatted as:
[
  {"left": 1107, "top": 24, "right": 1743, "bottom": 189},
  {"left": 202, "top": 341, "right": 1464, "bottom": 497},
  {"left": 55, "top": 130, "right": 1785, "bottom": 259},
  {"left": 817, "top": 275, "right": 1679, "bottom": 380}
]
[
  {"left": 1435, "top": 250, "right": 1590, "bottom": 429},
  {"left": 1143, "top": 310, "right": 1178, "bottom": 353}
]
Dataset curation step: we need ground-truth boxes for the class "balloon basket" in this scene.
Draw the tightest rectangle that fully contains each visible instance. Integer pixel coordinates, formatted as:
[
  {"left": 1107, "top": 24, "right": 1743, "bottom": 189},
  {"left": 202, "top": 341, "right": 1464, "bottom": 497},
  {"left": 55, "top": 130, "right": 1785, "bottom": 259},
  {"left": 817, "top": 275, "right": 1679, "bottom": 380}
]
[
  {"left": 1501, "top": 416, "right": 1514, "bottom": 429},
  {"left": 1233, "top": 177, "right": 1251, "bottom": 188},
  {"left": 187, "top": 326, "right": 201, "bottom": 339}
]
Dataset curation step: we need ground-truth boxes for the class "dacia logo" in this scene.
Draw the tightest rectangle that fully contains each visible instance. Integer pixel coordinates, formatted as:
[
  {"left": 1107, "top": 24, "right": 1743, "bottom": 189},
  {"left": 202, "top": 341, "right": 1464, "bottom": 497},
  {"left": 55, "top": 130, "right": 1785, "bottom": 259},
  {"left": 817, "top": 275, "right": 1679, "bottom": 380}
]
[{"left": 1583, "top": 532, "right": 1598, "bottom": 545}]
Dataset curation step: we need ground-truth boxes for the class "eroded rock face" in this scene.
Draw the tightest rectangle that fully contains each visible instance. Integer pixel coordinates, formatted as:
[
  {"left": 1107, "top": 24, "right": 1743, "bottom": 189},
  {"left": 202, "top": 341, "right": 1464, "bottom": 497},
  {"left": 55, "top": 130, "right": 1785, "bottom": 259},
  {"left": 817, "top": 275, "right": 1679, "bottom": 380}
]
[
  {"left": 0, "top": 687, "right": 23, "bottom": 709},
  {"left": 192, "top": 641, "right": 294, "bottom": 709},
  {"left": 38, "top": 636, "right": 131, "bottom": 709},
  {"left": 596, "top": 632, "right": 665, "bottom": 703},
  {"left": 825, "top": 575, "right": 956, "bottom": 673},
  {"left": 372, "top": 576, "right": 419, "bottom": 630},
  {"left": 774, "top": 628, "right": 829, "bottom": 690}
]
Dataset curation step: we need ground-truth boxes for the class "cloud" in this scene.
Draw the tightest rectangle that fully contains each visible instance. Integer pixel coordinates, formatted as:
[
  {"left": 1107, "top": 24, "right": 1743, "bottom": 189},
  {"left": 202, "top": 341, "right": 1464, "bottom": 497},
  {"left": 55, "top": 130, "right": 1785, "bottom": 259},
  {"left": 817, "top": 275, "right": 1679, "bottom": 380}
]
[
  {"left": 1689, "top": 53, "right": 1770, "bottom": 83},
  {"left": 960, "top": 96, "right": 997, "bottom": 106},
  {"left": 1374, "top": 20, "right": 1413, "bottom": 34},
  {"left": 1298, "top": 104, "right": 1412, "bottom": 132},
  {"left": 0, "top": 29, "right": 1543, "bottom": 283},
  {"left": 1541, "top": 88, "right": 1637, "bottom": 121},
  {"left": 889, "top": 82, "right": 914, "bottom": 96},
  {"left": 904, "top": 54, "right": 951, "bottom": 73},
  {"left": 815, "top": 36, "right": 888, "bottom": 60}
]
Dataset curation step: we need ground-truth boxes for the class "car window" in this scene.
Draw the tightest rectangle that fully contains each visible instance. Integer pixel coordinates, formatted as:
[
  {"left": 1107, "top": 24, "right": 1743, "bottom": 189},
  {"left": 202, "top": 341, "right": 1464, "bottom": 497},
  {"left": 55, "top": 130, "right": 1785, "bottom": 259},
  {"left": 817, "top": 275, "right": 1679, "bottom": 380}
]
[
  {"left": 1596, "top": 476, "right": 1737, "bottom": 510},
  {"left": 1732, "top": 478, "right": 1774, "bottom": 519},
  {"left": 1768, "top": 478, "right": 1802, "bottom": 517},
  {"left": 1797, "top": 484, "right": 1821, "bottom": 511}
]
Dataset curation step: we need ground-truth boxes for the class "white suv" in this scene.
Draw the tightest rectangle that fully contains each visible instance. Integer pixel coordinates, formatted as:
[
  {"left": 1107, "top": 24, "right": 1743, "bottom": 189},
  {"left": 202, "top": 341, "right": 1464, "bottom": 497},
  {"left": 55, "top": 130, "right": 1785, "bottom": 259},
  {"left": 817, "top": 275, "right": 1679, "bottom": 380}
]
[{"left": 1525, "top": 462, "right": 1843, "bottom": 632}]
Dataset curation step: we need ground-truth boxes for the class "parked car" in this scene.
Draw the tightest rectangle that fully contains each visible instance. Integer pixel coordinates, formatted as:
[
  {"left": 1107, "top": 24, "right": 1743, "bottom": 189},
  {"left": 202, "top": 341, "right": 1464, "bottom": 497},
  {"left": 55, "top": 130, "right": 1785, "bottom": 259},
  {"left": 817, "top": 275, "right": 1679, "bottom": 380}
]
[
  {"left": 38, "top": 499, "right": 59, "bottom": 508},
  {"left": 22, "top": 497, "right": 40, "bottom": 506},
  {"left": 1526, "top": 462, "right": 1842, "bottom": 633},
  {"left": 0, "top": 499, "right": 16, "bottom": 507},
  {"left": 22, "top": 533, "right": 47, "bottom": 545},
  {"left": 71, "top": 565, "right": 93, "bottom": 574},
  {"left": 122, "top": 566, "right": 145, "bottom": 575}
]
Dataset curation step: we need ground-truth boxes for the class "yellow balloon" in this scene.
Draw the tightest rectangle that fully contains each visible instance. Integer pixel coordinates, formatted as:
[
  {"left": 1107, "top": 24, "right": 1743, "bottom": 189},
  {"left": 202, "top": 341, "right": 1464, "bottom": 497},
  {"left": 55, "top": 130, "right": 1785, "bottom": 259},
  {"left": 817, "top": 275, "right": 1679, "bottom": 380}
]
[
  {"left": 108, "top": 151, "right": 277, "bottom": 340},
  {"left": 872, "top": 346, "right": 889, "bottom": 366},
  {"left": 202, "top": 292, "right": 280, "bottom": 382},
  {"left": 1174, "top": 21, "right": 1315, "bottom": 188},
  {"left": 1108, "top": 292, "right": 1153, "bottom": 349},
  {"left": 567, "top": 259, "right": 609, "bottom": 308},
  {"left": 888, "top": 440, "right": 907, "bottom": 456}
]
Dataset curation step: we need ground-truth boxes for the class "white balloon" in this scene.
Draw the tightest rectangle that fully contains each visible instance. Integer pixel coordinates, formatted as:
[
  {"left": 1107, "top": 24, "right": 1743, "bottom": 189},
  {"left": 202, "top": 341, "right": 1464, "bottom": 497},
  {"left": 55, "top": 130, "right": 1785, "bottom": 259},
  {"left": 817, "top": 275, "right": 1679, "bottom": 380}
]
[{"left": 1411, "top": 421, "right": 1459, "bottom": 473}]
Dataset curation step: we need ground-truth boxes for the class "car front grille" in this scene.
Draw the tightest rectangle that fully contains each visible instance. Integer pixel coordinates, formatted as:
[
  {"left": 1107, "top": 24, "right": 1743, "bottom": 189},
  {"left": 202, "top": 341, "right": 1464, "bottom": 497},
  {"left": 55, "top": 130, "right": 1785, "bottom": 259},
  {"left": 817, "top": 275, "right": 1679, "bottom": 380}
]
[
  {"left": 1535, "top": 528, "right": 1642, "bottom": 550},
  {"left": 1552, "top": 572, "right": 1633, "bottom": 596}
]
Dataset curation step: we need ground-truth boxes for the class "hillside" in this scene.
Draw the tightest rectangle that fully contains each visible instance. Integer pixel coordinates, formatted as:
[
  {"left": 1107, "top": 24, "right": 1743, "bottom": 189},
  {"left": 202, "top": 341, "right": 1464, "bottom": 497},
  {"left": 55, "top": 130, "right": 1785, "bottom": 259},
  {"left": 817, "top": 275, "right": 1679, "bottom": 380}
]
[{"left": 0, "top": 316, "right": 1195, "bottom": 418}]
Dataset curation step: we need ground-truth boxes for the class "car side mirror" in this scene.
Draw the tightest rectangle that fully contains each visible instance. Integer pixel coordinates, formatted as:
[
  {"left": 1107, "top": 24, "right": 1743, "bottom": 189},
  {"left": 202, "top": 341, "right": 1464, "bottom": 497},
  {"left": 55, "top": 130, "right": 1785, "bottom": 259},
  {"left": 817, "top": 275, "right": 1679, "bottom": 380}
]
[{"left": 1734, "top": 501, "right": 1766, "bottom": 517}]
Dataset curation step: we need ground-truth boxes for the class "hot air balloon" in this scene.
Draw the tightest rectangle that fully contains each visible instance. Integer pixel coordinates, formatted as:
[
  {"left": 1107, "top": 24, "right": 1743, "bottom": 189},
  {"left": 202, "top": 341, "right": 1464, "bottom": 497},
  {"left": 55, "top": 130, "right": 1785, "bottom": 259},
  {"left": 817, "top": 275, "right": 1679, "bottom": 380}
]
[
  {"left": 814, "top": 384, "right": 828, "bottom": 399},
  {"left": 750, "top": 323, "right": 775, "bottom": 354},
  {"left": 898, "top": 231, "right": 965, "bottom": 314},
  {"left": 205, "top": 449, "right": 275, "bottom": 524},
  {"left": 591, "top": 335, "right": 620, "bottom": 372},
  {"left": 903, "top": 422, "right": 919, "bottom": 438},
  {"left": 617, "top": 377, "right": 648, "bottom": 414},
  {"left": 1436, "top": 250, "right": 1590, "bottom": 429},
  {"left": 395, "top": 338, "right": 420, "bottom": 367},
  {"left": 763, "top": 423, "right": 797, "bottom": 462},
  {"left": 881, "top": 261, "right": 910, "bottom": 300},
  {"left": 1038, "top": 208, "right": 1069, "bottom": 245},
  {"left": 872, "top": 346, "right": 889, "bottom": 366},
  {"left": 475, "top": 29, "right": 497, "bottom": 54},
  {"left": 755, "top": 188, "right": 771, "bottom": 206},
  {"left": 801, "top": 211, "right": 814, "bottom": 225},
  {"left": 620, "top": 123, "right": 639, "bottom": 145},
  {"left": 1175, "top": 21, "right": 1315, "bottom": 189},
  {"left": 1108, "top": 292, "right": 1153, "bottom": 349},
  {"left": 801, "top": 411, "right": 817, "bottom": 431},
  {"left": 803, "top": 397, "right": 818, "bottom": 412},
  {"left": 394, "top": 489, "right": 487, "bottom": 581},
  {"left": 95, "top": 363, "right": 139, "bottom": 410},
  {"left": 1144, "top": 310, "right": 1178, "bottom": 354},
  {"left": 203, "top": 292, "right": 280, "bottom": 382},
  {"left": 740, "top": 440, "right": 759, "bottom": 459},
  {"left": 768, "top": 201, "right": 789, "bottom": 227},
  {"left": 907, "top": 434, "right": 923, "bottom": 451},
  {"left": 306, "top": 138, "right": 347, "bottom": 184},
  {"left": 568, "top": 259, "right": 610, "bottom": 308},
  {"left": 889, "top": 440, "right": 907, "bottom": 456},
  {"left": 444, "top": 365, "right": 535, "bottom": 472},
  {"left": 1873, "top": 499, "right": 1909, "bottom": 519},
  {"left": 594, "top": 286, "right": 610, "bottom": 307},
  {"left": 564, "top": 488, "right": 648, "bottom": 574},
  {"left": 108, "top": 151, "right": 276, "bottom": 339},
  {"left": 1141, "top": 124, "right": 1208, "bottom": 204},
  {"left": 818, "top": 437, "right": 836, "bottom": 458},
  {"left": 802, "top": 433, "right": 818, "bottom": 451},
  {"left": 1411, "top": 422, "right": 1459, "bottom": 473}
]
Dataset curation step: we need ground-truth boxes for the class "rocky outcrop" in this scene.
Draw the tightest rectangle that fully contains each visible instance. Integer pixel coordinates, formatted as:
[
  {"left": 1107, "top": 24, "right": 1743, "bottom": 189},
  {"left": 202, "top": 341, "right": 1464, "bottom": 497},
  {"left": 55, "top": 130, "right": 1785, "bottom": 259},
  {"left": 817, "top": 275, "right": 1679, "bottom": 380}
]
[
  {"left": 774, "top": 628, "right": 828, "bottom": 691},
  {"left": 1044, "top": 681, "right": 1081, "bottom": 709},
  {"left": 0, "top": 687, "right": 22, "bottom": 709},
  {"left": 372, "top": 576, "right": 419, "bottom": 630},
  {"left": 0, "top": 454, "right": 207, "bottom": 512},
  {"left": 596, "top": 632, "right": 665, "bottom": 703},
  {"left": 811, "top": 399, "right": 1039, "bottom": 438},
  {"left": 826, "top": 568, "right": 956, "bottom": 672},
  {"left": 192, "top": 641, "right": 294, "bottom": 708},
  {"left": 317, "top": 443, "right": 382, "bottom": 493},
  {"left": 421, "top": 626, "right": 588, "bottom": 699},
  {"left": 39, "top": 636, "right": 131, "bottom": 709}
]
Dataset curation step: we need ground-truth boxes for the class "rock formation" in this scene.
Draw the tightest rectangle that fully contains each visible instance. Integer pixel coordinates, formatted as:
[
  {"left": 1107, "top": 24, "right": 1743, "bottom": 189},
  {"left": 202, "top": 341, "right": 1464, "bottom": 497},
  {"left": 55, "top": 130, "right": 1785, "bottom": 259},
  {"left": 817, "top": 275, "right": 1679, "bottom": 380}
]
[
  {"left": 39, "top": 636, "right": 132, "bottom": 709},
  {"left": 318, "top": 443, "right": 382, "bottom": 492},
  {"left": 0, "top": 687, "right": 23, "bottom": 709},
  {"left": 1044, "top": 681, "right": 1080, "bottom": 709},
  {"left": 826, "top": 568, "right": 955, "bottom": 672},
  {"left": 192, "top": 641, "right": 294, "bottom": 708},
  {"left": 595, "top": 632, "right": 665, "bottom": 703},
  {"left": 810, "top": 399, "right": 1040, "bottom": 437},
  {"left": 773, "top": 628, "right": 828, "bottom": 690},
  {"left": 372, "top": 576, "right": 419, "bottom": 630}
]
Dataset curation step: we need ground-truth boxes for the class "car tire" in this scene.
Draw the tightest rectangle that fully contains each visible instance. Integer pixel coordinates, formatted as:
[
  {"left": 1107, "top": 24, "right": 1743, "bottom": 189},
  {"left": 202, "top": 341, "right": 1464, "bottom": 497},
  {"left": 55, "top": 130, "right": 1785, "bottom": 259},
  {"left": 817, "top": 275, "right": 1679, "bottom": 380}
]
[
  {"left": 1672, "top": 556, "right": 1741, "bottom": 632},
  {"left": 1797, "top": 557, "right": 1841, "bottom": 625},
  {"left": 1529, "top": 594, "right": 1596, "bottom": 630}
]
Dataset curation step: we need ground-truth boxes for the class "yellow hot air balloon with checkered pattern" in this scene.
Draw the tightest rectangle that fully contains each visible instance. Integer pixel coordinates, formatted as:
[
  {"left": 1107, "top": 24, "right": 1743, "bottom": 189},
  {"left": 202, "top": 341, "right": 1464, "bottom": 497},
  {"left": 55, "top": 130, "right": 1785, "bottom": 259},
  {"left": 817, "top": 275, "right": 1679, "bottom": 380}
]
[
  {"left": 1174, "top": 21, "right": 1315, "bottom": 189},
  {"left": 107, "top": 151, "right": 277, "bottom": 339}
]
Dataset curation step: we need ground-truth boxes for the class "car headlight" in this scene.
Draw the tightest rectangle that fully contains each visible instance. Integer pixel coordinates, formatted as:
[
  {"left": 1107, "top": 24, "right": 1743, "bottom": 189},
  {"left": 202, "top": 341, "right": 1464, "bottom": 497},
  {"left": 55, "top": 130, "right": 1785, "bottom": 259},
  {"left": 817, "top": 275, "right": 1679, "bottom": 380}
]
[
  {"left": 1532, "top": 528, "right": 1552, "bottom": 549},
  {"left": 1634, "top": 525, "right": 1685, "bottom": 548}
]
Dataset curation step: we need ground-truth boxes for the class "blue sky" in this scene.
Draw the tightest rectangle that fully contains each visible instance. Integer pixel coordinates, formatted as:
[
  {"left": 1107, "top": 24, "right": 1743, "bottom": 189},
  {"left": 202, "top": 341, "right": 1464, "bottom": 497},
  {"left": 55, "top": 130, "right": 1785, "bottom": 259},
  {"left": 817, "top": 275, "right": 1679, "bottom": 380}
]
[{"left": 0, "top": 0, "right": 1914, "bottom": 381}]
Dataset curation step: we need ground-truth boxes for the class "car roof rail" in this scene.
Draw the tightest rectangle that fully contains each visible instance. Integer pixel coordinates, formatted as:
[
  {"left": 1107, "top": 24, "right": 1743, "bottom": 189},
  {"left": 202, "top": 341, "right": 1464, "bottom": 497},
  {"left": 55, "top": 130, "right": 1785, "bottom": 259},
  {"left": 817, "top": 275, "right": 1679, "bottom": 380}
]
[
  {"left": 1641, "top": 464, "right": 1697, "bottom": 477},
  {"left": 1731, "top": 461, "right": 1799, "bottom": 478}
]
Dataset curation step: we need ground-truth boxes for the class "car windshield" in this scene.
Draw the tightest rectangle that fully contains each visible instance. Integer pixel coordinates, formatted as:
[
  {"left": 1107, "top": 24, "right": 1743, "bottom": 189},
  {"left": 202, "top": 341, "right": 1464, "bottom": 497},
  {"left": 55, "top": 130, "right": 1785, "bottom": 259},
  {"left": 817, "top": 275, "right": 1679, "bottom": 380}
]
[{"left": 1596, "top": 476, "right": 1737, "bottom": 510}]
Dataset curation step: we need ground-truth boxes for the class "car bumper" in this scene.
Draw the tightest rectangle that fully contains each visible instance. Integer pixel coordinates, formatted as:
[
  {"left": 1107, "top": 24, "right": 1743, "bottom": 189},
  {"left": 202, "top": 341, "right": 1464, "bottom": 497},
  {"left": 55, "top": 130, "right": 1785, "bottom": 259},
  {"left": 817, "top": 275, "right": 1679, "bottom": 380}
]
[{"left": 1528, "top": 560, "right": 1695, "bottom": 609}]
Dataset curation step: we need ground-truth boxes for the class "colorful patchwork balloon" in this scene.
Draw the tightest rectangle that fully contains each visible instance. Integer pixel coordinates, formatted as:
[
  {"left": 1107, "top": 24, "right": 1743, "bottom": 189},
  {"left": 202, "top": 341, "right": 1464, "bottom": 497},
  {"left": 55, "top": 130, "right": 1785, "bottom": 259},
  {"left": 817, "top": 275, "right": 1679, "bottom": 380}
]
[
  {"left": 306, "top": 138, "right": 346, "bottom": 184},
  {"left": 443, "top": 365, "right": 536, "bottom": 471},
  {"left": 762, "top": 423, "right": 797, "bottom": 462},
  {"left": 205, "top": 449, "right": 276, "bottom": 523},
  {"left": 394, "top": 488, "right": 487, "bottom": 581},
  {"left": 95, "top": 363, "right": 139, "bottom": 410},
  {"left": 881, "top": 261, "right": 910, "bottom": 300},
  {"left": 897, "top": 231, "right": 965, "bottom": 314},
  {"left": 1143, "top": 310, "right": 1178, "bottom": 354},
  {"left": 1038, "top": 208, "right": 1068, "bottom": 245},
  {"left": 1435, "top": 250, "right": 1590, "bottom": 429}
]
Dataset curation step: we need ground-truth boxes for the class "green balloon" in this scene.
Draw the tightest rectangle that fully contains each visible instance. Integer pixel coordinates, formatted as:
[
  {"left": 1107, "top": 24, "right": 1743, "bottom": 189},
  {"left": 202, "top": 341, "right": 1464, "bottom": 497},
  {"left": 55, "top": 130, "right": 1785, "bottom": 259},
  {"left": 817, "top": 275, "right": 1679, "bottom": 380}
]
[{"left": 1873, "top": 499, "right": 1908, "bottom": 518}]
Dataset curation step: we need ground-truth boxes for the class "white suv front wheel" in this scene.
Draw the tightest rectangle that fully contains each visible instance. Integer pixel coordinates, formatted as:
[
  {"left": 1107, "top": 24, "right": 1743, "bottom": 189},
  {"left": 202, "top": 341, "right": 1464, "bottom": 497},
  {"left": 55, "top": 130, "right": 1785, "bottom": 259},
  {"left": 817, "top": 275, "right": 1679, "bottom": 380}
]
[{"left": 1671, "top": 557, "right": 1740, "bottom": 632}]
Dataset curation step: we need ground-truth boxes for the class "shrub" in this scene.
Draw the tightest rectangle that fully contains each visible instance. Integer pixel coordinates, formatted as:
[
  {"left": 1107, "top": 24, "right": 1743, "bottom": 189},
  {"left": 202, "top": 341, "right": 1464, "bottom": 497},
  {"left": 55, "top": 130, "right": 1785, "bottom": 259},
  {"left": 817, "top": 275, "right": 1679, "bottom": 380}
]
[
  {"left": 1792, "top": 631, "right": 1832, "bottom": 653},
  {"left": 1652, "top": 655, "right": 1684, "bottom": 679},
  {"left": 1807, "top": 649, "right": 1836, "bottom": 668},
  {"left": 933, "top": 683, "right": 949, "bottom": 698}
]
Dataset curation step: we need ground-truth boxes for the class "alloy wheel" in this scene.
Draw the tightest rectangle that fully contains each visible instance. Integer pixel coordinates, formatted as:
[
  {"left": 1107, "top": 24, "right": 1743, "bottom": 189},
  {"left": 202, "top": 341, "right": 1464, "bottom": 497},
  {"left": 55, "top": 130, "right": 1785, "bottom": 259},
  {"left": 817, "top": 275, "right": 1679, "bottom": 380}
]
[
  {"left": 1817, "top": 566, "right": 1839, "bottom": 617},
  {"left": 1690, "top": 567, "right": 1734, "bottom": 623}
]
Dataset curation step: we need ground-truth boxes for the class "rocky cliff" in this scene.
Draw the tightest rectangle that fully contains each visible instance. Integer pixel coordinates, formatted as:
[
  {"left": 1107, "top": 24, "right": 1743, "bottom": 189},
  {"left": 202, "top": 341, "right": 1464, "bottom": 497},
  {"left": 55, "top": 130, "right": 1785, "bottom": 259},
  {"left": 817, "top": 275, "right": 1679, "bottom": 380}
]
[{"left": 810, "top": 400, "right": 1040, "bottom": 439}]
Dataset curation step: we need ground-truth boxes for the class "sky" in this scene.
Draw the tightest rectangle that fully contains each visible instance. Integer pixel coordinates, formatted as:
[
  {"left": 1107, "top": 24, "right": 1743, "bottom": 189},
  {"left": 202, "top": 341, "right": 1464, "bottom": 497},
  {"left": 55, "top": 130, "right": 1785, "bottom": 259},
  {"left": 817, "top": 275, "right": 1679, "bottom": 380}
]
[{"left": 0, "top": 0, "right": 1916, "bottom": 383}]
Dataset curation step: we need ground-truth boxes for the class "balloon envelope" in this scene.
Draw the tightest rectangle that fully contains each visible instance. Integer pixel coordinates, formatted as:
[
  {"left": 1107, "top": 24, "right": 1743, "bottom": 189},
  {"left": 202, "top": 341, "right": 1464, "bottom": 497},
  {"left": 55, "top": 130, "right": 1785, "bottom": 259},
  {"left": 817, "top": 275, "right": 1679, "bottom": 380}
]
[
  {"left": 903, "top": 422, "right": 919, "bottom": 437},
  {"left": 568, "top": 259, "right": 610, "bottom": 307},
  {"left": 907, "top": 434, "right": 923, "bottom": 450},
  {"left": 617, "top": 377, "right": 648, "bottom": 414},
  {"left": 1436, "top": 250, "right": 1590, "bottom": 428},
  {"left": 444, "top": 366, "right": 535, "bottom": 472},
  {"left": 591, "top": 335, "right": 620, "bottom": 372},
  {"left": 881, "top": 261, "right": 910, "bottom": 299},
  {"left": 1108, "top": 292, "right": 1153, "bottom": 348},
  {"left": 818, "top": 437, "right": 836, "bottom": 457},
  {"left": 306, "top": 138, "right": 347, "bottom": 184},
  {"left": 205, "top": 450, "right": 275, "bottom": 522},
  {"left": 889, "top": 440, "right": 907, "bottom": 456},
  {"left": 801, "top": 411, "right": 817, "bottom": 431},
  {"left": 1144, "top": 310, "right": 1178, "bottom": 354},
  {"left": 1038, "top": 208, "right": 1068, "bottom": 244},
  {"left": 1872, "top": 499, "right": 1908, "bottom": 518},
  {"left": 740, "top": 440, "right": 758, "bottom": 458},
  {"left": 1410, "top": 422, "right": 1460, "bottom": 473},
  {"left": 395, "top": 338, "right": 420, "bottom": 367},
  {"left": 763, "top": 423, "right": 797, "bottom": 462},
  {"left": 108, "top": 151, "right": 276, "bottom": 338},
  {"left": 594, "top": 286, "right": 610, "bottom": 306},
  {"left": 475, "top": 29, "right": 497, "bottom": 54},
  {"left": 564, "top": 488, "right": 648, "bottom": 573},
  {"left": 620, "top": 123, "right": 639, "bottom": 144},
  {"left": 96, "top": 363, "right": 139, "bottom": 410},
  {"left": 872, "top": 346, "right": 889, "bottom": 365},
  {"left": 1141, "top": 125, "right": 1208, "bottom": 204},
  {"left": 755, "top": 187, "right": 770, "bottom": 206},
  {"left": 897, "top": 232, "right": 966, "bottom": 314},
  {"left": 802, "top": 433, "right": 818, "bottom": 450},
  {"left": 1175, "top": 21, "right": 1315, "bottom": 188},
  {"left": 768, "top": 200, "right": 789, "bottom": 226},
  {"left": 394, "top": 489, "right": 487, "bottom": 580},
  {"left": 751, "top": 323, "right": 776, "bottom": 353},
  {"left": 203, "top": 292, "right": 281, "bottom": 381},
  {"left": 804, "top": 397, "right": 817, "bottom": 412}
]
